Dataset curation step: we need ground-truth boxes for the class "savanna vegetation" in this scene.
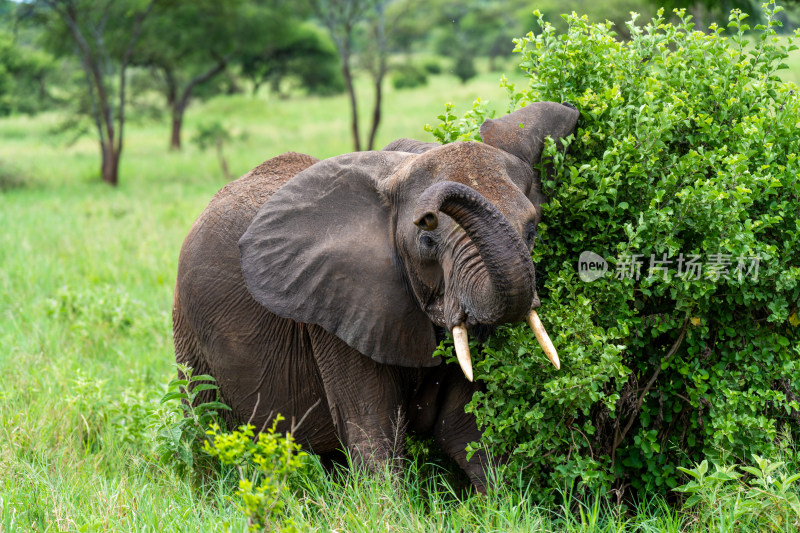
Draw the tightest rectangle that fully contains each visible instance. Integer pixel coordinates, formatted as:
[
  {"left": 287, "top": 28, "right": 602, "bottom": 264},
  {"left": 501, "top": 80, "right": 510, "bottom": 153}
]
[{"left": 1, "top": 0, "right": 800, "bottom": 531}]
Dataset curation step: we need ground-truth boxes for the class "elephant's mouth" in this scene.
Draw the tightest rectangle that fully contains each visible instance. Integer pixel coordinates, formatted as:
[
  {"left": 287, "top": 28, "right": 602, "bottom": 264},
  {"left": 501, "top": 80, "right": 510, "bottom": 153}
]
[
  {"left": 424, "top": 293, "right": 560, "bottom": 382},
  {"left": 424, "top": 297, "right": 496, "bottom": 340},
  {"left": 449, "top": 307, "right": 560, "bottom": 382}
]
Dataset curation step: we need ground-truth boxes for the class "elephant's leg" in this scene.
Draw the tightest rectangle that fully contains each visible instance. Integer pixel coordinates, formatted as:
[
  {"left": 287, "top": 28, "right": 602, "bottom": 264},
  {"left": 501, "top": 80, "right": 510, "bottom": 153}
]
[
  {"left": 431, "top": 366, "right": 492, "bottom": 493},
  {"left": 307, "top": 325, "right": 409, "bottom": 472}
]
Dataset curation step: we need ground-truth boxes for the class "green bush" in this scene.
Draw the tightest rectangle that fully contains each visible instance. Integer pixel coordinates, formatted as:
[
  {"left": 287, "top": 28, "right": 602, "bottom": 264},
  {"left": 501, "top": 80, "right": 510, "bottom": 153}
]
[
  {"left": 676, "top": 454, "right": 800, "bottom": 529},
  {"left": 430, "top": 2, "right": 800, "bottom": 499},
  {"left": 154, "top": 364, "right": 231, "bottom": 479},
  {"left": 452, "top": 53, "right": 477, "bottom": 84},
  {"left": 391, "top": 64, "right": 428, "bottom": 90},
  {"left": 204, "top": 417, "right": 307, "bottom": 532},
  {"left": 0, "top": 159, "right": 31, "bottom": 191},
  {"left": 422, "top": 59, "right": 442, "bottom": 75}
]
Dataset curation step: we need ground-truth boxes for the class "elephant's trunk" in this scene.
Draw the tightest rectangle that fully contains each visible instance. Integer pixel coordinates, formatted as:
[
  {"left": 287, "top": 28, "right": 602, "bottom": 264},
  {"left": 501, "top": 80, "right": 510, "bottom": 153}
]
[{"left": 413, "top": 181, "right": 536, "bottom": 327}]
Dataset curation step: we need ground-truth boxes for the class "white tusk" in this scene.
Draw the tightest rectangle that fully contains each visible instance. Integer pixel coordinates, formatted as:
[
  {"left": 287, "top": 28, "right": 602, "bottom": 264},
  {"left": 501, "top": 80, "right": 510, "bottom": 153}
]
[
  {"left": 452, "top": 323, "right": 473, "bottom": 382},
  {"left": 527, "top": 310, "right": 560, "bottom": 370}
]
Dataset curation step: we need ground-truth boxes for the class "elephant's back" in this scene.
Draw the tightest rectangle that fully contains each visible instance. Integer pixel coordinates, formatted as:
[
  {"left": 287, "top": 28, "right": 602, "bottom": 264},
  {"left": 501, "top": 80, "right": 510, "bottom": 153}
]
[
  {"left": 179, "top": 152, "right": 316, "bottom": 269},
  {"left": 199, "top": 151, "right": 319, "bottom": 235},
  {"left": 176, "top": 151, "right": 319, "bottom": 339},
  {"left": 217, "top": 151, "right": 320, "bottom": 210}
]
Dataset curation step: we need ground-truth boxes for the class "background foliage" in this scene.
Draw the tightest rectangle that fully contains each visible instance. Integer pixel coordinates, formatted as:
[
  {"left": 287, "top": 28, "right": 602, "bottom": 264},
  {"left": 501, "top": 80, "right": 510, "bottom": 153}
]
[{"left": 430, "top": 1, "right": 800, "bottom": 500}]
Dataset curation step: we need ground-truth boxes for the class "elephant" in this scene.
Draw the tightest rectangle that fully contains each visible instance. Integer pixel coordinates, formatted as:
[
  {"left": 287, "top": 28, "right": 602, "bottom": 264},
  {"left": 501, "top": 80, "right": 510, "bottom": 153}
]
[{"left": 172, "top": 101, "right": 580, "bottom": 492}]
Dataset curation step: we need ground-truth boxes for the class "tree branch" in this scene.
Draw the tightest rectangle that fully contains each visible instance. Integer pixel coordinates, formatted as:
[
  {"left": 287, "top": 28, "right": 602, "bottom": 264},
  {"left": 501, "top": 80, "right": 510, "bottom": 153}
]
[
  {"left": 611, "top": 319, "right": 689, "bottom": 467},
  {"left": 177, "top": 55, "right": 230, "bottom": 113},
  {"left": 45, "top": 0, "right": 114, "bottom": 150},
  {"left": 116, "top": 0, "right": 156, "bottom": 154}
]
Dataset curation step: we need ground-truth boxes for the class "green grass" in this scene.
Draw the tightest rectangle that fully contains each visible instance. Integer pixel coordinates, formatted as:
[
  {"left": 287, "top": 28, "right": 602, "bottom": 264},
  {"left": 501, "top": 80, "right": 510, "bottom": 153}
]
[{"left": 1, "top": 51, "right": 799, "bottom": 530}]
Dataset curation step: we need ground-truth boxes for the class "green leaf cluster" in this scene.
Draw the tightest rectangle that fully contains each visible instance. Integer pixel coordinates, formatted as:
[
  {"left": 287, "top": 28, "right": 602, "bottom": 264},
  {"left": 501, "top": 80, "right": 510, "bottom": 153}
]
[
  {"left": 424, "top": 98, "right": 494, "bottom": 144},
  {"left": 676, "top": 454, "right": 800, "bottom": 529},
  {"left": 204, "top": 416, "right": 307, "bottom": 532},
  {"left": 154, "top": 364, "right": 231, "bottom": 479},
  {"left": 431, "top": 1, "right": 800, "bottom": 498},
  {"left": 0, "top": 31, "right": 54, "bottom": 116}
]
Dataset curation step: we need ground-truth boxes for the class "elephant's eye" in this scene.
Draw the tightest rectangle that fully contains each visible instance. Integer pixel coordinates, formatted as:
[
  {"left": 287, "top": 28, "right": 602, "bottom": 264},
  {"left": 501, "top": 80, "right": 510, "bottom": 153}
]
[
  {"left": 418, "top": 233, "right": 438, "bottom": 259},
  {"left": 524, "top": 223, "right": 538, "bottom": 249},
  {"left": 420, "top": 234, "right": 436, "bottom": 249}
]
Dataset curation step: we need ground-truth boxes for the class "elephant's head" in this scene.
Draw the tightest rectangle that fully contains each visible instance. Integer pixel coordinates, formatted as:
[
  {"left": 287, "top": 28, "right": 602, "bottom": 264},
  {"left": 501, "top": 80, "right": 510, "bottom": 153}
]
[{"left": 239, "top": 102, "right": 579, "bottom": 379}]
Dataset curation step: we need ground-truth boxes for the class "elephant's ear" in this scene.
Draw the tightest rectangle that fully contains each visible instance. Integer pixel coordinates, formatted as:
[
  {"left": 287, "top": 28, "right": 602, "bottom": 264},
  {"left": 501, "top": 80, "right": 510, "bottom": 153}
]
[
  {"left": 382, "top": 138, "right": 440, "bottom": 154},
  {"left": 479, "top": 102, "right": 579, "bottom": 167},
  {"left": 239, "top": 151, "right": 439, "bottom": 368}
]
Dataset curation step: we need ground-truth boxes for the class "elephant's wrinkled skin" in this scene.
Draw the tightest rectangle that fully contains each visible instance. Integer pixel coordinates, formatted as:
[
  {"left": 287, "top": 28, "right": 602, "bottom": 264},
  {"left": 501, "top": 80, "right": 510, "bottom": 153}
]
[{"left": 173, "top": 102, "right": 579, "bottom": 491}]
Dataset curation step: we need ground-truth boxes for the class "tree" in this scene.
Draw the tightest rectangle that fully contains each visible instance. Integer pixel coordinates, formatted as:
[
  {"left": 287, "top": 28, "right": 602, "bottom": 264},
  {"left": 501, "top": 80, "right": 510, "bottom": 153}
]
[
  {"left": 24, "top": 0, "right": 155, "bottom": 186},
  {"left": 239, "top": 21, "right": 344, "bottom": 97},
  {"left": 310, "top": 0, "right": 369, "bottom": 151},
  {"left": 424, "top": 0, "right": 527, "bottom": 83},
  {"left": 0, "top": 30, "right": 55, "bottom": 115},
  {"left": 0, "top": 2, "right": 57, "bottom": 115},
  {"left": 311, "top": 0, "right": 409, "bottom": 151},
  {"left": 441, "top": 1, "right": 518, "bottom": 72},
  {"left": 134, "top": 0, "right": 270, "bottom": 150},
  {"left": 384, "top": 0, "right": 430, "bottom": 56}
]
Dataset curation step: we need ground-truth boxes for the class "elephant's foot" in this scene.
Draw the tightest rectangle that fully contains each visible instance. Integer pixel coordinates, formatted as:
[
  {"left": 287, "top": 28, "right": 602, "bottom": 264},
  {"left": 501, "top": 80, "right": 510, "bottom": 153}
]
[{"left": 441, "top": 444, "right": 490, "bottom": 495}]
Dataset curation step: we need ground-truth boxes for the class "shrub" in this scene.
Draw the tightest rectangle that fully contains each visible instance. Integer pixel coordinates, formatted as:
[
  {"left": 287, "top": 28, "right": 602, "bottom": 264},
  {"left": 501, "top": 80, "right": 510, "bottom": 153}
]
[
  {"left": 391, "top": 64, "right": 428, "bottom": 90},
  {"left": 676, "top": 454, "right": 800, "bottom": 529},
  {"left": 429, "top": 2, "right": 800, "bottom": 499},
  {"left": 0, "top": 159, "right": 33, "bottom": 191},
  {"left": 154, "top": 364, "right": 231, "bottom": 479},
  {"left": 191, "top": 121, "right": 233, "bottom": 181},
  {"left": 204, "top": 416, "right": 307, "bottom": 532},
  {"left": 422, "top": 59, "right": 442, "bottom": 75},
  {"left": 452, "top": 52, "right": 477, "bottom": 84}
]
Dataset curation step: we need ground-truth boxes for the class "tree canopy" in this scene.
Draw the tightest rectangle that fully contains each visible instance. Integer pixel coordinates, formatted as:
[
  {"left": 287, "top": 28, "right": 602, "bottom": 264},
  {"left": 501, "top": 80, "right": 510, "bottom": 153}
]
[{"left": 133, "top": 0, "right": 318, "bottom": 150}]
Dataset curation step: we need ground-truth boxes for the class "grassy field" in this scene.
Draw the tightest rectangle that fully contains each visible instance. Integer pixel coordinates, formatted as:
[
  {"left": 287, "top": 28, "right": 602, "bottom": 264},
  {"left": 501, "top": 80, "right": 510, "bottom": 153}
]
[{"left": 1, "top": 45, "right": 799, "bottom": 530}]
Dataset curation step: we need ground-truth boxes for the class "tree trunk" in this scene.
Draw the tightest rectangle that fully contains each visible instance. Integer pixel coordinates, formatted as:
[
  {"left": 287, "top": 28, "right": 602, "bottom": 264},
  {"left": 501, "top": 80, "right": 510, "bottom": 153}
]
[
  {"left": 216, "top": 140, "right": 231, "bottom": 181},
  {"left": 341, "top": 55, "right": 361, "bottom": 152},
  {"left": 690, "top": 5, "right": 705, "bottom": 29},
  {"left": 169, "top": 59, "right": 228, "bottom": 151},
  {"left": 164, "top": 66, "right": 180, "bottom": 150},
  {"left": 101, "top": 145, "right": 120, "bottom": 186},
  {"left": 365, "top": 2, "right": 387, "bottom": 152},
  {"left": 170, "top": 107, "right": 183, "bottom": 150},
  {"left": 366, "top": 74, "right": 382, "bottom": 151}
]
